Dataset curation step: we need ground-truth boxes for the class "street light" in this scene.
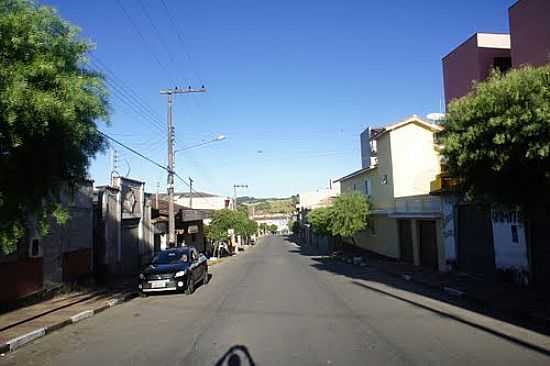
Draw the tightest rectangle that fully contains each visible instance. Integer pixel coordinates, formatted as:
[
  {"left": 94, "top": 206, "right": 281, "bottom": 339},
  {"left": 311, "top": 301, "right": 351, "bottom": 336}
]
[{"left": 174, "top": 135, "right": 226, "bottom": 154}]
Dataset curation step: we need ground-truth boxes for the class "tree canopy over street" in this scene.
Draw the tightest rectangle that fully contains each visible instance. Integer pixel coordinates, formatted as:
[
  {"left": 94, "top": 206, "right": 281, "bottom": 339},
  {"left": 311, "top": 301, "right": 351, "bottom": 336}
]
[
  {"left": 0, "top": 0, "right": 109, "bottom": 253},
  {"left": 441, "top": 65, "right": 550, "bottom": 211}
]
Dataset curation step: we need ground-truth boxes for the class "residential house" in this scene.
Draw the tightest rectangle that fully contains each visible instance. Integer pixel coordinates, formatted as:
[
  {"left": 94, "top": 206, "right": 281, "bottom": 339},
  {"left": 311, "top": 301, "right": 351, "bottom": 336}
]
[
  {"left": 336, "top": 116, "right": 451, "bottom": 271},
  {"left": 1, "top": 181, "right": 95, "bottom": 304},
  {"left": 441, "top": 0, "right": 550, "bottom": 285}
]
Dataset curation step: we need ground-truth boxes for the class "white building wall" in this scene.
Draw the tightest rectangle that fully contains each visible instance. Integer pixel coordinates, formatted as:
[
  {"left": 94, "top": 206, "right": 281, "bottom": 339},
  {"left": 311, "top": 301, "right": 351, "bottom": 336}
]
[
  {"left": 299, "top": 184, "right": 340, "bottom": 210},
  {"left": 441, "top": 196, "right": 458, "bottom": 270},
  {"left": 173, "top": 195, "right": 231, "bottom": 210},
  {"left": 492, "top": 221, "right": 528, "bottom": 271}
]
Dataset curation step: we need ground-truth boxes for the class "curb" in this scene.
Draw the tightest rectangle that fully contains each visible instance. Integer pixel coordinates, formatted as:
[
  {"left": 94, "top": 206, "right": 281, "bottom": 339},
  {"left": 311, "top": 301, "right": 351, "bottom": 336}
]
[
  {"left": 0, "top": 291, "right": 137, "bottom": 355},
  {"left": 336, "top": 255, "right": 550, "bottom": 338}
]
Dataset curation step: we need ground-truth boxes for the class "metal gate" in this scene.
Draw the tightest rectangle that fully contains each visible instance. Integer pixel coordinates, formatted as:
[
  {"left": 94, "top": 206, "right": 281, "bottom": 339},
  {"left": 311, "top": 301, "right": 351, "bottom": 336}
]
[
  {"left": 398, "top": 219, "right": 414, "bottom": 264},
  {"left": 457, "top": 205, "right": 496, "bottom": 279},
  {"left": 418, "top": 220, "right": 438, "bottom": 270}
]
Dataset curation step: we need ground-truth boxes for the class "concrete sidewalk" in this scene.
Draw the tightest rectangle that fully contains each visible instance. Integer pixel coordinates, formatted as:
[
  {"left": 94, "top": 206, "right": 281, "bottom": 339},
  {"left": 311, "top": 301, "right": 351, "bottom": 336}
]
[
  {"left": 330, "top": 243, "right": 550, "bottom": 335},
  {"left": 0, "top": 288, "right": 137, "bottom": 354}
]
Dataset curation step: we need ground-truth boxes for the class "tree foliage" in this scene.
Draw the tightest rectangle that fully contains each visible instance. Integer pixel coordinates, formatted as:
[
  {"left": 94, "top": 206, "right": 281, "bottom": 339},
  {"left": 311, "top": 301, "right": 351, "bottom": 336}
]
[
  {"left": 441, "top": 66, "right": 550, "bottom": 210},
  {"left": 0, "top": 0, "right": 109, "bottom": 253},
  {"left": 207, "top": 209, "right": 237, "bottom": 242},
  {"left": 207, "top": 209, "right": 258, "bottom": 242},
  {"left": 308, "top": 193, "right": 371, "bottom": 240},
  {"left": 308, "top": 207, "right": 332, "bottom": 236}
]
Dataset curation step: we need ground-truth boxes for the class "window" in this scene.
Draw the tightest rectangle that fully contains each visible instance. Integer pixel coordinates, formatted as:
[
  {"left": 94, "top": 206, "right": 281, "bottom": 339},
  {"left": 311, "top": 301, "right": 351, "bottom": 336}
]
[
  {"left": 494, "top": 57, "right": 512, "bottom": 73},
  {"left": 511, "top": 225, "right": 519, "bottom": 243},
  {"left": 382, "top": 174, "right": 388, "bottom": 185},
  {"left": 364, "top": 180, "right": 369, "bottom": 195},
  {"left": 353, "top": 183, "right": 357, "bottom": 191}
]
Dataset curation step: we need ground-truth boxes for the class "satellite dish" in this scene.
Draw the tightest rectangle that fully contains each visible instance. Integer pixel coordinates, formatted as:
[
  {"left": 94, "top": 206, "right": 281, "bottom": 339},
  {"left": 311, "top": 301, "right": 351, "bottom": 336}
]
[{"left": 427, "top": 112, "right": 445, "bottom": 121}]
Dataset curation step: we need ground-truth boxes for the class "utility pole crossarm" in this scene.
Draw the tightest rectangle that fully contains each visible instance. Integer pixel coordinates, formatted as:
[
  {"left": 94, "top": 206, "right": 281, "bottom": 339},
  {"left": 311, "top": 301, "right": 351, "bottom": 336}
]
[{"left": 160, "top": 87, "right": 207, "bottom": 95}]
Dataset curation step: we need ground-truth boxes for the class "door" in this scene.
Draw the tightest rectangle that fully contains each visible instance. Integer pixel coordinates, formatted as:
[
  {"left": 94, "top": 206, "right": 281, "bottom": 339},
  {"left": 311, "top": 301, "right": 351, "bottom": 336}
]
[
  {"left": 398, "top": 220, "right": 414, "bottom": 264},
  {"left": 121, "top": 223, "right": 140, "bottom": 275},
  {"left": 457, "top": 205, "right": 496, "bottom": 279},
  {"left": 418, "top": 220, "right": 439, "bottom": 270}
]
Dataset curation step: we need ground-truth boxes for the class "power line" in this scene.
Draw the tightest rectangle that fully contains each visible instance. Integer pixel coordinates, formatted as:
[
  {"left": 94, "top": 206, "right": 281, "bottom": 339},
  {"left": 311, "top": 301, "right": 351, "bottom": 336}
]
[
  {"left": 100, "top": 130, "right": 219, "bottom": 210},
  {"left": 90, "top": 55, "right": 165, "bottom": 123},
  {"left": 159, "top": 0, "right": 203, "bottom": 86},
  {"left": 99, "top": 131, "right": 168, "bottom": 172},
  {"left": 136, "top": 0, "right": 177, "bottom": 64},
  {"left": 115, "top": 0, "right": 177, "bottom": 85}
]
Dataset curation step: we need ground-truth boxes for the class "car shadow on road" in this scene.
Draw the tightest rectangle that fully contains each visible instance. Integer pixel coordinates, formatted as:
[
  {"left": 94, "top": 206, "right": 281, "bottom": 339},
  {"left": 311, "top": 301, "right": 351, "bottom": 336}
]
[{"left": 281, "top": 235, "right": 550, "bottom": 356}]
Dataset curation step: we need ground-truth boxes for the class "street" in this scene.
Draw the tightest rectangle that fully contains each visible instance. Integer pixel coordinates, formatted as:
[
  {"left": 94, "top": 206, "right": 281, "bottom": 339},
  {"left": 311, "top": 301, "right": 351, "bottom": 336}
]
[{"left": 2, "top": 235, "right": 549, "bottom": 366}]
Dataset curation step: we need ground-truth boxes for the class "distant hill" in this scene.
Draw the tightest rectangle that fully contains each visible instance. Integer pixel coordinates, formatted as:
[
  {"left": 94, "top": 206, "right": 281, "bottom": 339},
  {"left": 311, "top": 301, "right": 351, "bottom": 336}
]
[{"left": 238, "top": 196, "right": 297, "bottom": 216}]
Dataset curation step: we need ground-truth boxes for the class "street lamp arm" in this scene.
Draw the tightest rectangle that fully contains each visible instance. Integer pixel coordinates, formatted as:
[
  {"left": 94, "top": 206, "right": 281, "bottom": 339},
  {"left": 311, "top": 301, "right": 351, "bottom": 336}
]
[{"left": 174, "top": 135, "right": 226, "bottom": 153}]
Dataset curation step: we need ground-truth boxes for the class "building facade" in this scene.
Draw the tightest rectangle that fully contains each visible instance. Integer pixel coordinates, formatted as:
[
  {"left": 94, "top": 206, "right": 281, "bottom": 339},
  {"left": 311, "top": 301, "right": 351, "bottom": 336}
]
[
  {"left": 1, "top": 181, "right": 95, "bottom": 304},
  {"left": 440, "top": 0, "right": 549, "bottom": 284},
  {"left": 336, "top": 116, "right": 452, "bottom": 271}
]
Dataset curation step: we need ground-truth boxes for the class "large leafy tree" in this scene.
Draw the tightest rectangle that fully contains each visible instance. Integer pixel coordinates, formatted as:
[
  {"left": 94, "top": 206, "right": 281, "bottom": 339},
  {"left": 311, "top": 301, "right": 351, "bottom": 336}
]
[
  {"left": 308, "top": 193, "right": 371, "bottom": 244},
  {"left": 0, "top": 0, "right": 109, "bottom": 254},
  {"left": 207, "top": 209, "right": 237, "bottom": 242},
  {"left": 308, "top": 207, "right": 332, "bottom": 236},
  {"left": 328, "top": 193, "right": 370, "bottom": 242},
  {"left": 441, "top": 66, "right": 550, "bottom": 210}
]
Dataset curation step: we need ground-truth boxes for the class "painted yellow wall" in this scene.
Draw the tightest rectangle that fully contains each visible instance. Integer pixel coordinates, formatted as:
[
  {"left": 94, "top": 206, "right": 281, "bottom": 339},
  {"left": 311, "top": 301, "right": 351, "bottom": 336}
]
[
  {"left": 374, "top": 134, "right": 395, "bottom": 209},
  {"left": 389, "top": 123, "right": 441, "bottom": 198},
  {"left": 350, "top": 215, "right": 399, "bottom": 258}
]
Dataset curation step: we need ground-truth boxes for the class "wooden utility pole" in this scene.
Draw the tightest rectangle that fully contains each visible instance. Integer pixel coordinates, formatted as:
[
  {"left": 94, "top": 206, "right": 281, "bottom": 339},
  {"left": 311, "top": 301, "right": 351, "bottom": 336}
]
[{"left": 161, "top": 86, "right": 206, "bottom": 247}]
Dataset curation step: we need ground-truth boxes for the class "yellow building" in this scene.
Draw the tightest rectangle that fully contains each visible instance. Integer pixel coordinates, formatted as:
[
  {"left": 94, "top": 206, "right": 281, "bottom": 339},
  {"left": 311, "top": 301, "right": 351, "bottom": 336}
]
[{"left": 336, "top": 116, "right": 452, "bottom": 271}]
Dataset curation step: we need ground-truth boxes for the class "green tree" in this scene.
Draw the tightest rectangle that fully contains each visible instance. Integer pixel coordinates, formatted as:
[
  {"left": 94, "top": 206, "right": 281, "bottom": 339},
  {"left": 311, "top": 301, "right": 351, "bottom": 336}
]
[
  {"left": 308, "top": 193, "right": 371, "bottom": 245},
  {"left": 308, "top": 207, "right": 332, "bottom": 236},
  {"left": 0, "top": 0, "right": 109, "bottom": 254},
  {"left": 259, "top": 223, "right": 268, "bottom": 234},
  {"left": 441, "top": 66, "right": 550, "bottom": 210},
  {"left": 328, "top": 193, "right": 371, "bottom": 243},
  {"left": 207, "top": 209, "right": 238, "bottom": 242}
]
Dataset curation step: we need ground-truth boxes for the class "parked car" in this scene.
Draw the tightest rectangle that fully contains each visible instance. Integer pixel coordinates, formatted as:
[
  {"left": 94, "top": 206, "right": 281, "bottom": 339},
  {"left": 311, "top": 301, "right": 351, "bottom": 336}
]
[{"left": 138, "top": 247, "right": 208, "bottom": 296}]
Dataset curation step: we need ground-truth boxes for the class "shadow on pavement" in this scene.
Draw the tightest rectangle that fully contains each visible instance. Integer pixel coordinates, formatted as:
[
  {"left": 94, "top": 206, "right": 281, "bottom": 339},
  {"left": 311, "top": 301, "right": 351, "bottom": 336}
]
[
  {"left": 281, "top": 234, "right": 550, "bottom": 356},
  {"left": 215, "top": 345, "right": 256, "bottom": 366}
]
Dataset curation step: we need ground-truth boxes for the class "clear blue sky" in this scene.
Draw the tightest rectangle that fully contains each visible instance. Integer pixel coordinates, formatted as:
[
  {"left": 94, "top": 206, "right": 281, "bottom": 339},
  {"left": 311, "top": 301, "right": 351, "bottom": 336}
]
[{"left": 43, "top": 0, "right": 515, "bottom": 198}]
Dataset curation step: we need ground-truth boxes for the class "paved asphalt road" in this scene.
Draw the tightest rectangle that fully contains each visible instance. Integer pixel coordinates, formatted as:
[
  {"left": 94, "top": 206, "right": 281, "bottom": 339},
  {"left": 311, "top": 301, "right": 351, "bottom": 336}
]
[{"left": 2, "top": 235, "right": 549, "bottom": 365}]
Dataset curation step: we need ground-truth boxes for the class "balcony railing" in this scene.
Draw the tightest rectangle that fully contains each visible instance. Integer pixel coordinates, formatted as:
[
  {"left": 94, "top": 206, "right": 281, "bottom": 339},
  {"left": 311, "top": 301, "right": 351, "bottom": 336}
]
[{"left": 394, "top": 195, "right": 441, "bottom": 215}]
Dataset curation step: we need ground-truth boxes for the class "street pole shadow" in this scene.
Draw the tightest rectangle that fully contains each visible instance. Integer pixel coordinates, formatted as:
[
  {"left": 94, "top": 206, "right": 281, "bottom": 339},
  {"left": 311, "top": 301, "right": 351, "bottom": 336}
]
[{"left": 215, "top": 345, "right": 256, "bottom": 366}]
